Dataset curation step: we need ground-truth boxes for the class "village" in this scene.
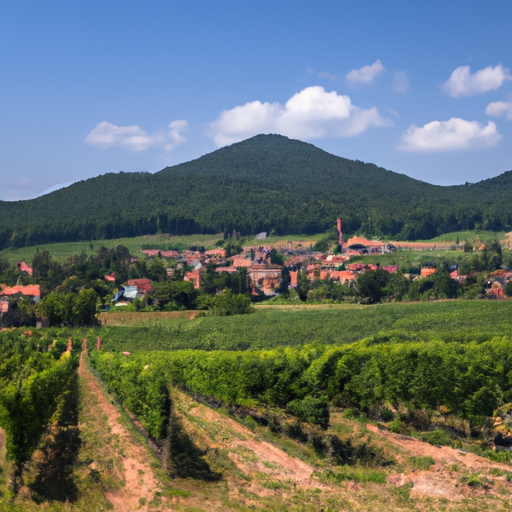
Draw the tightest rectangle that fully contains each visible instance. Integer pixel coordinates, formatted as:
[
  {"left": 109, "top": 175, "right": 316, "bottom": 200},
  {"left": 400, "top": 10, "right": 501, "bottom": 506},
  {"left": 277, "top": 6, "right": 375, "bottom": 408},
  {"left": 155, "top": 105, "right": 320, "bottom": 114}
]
[{"left": 2, "top": 220, "right": 512, "bottom": 323}]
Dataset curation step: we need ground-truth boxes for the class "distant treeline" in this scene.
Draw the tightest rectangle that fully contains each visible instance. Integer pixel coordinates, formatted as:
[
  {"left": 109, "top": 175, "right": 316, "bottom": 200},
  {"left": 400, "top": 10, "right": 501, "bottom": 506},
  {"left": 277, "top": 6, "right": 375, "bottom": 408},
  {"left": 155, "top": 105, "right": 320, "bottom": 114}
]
[{"left": 1, "top": 134, "right": 512, "bottom": 249}]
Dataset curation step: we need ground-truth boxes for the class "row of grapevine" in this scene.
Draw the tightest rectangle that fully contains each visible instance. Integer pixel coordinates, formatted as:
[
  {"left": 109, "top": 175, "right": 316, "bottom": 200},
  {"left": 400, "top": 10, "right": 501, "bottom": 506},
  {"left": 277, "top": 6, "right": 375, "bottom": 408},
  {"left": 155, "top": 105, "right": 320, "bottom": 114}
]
[
  {"left": 91, "top": 335, "right": 512, "bottom": 435},
  {"left": 0, "top": 330, "right": 80, "bottom": 499}
]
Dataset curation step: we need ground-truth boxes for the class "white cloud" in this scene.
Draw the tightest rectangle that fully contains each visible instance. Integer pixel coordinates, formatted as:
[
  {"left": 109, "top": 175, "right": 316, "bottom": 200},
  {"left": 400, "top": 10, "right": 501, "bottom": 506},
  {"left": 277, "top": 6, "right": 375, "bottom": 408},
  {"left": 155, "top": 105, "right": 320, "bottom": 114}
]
[
  {"left": 392, "top": 71, "right": 409, "bottom": 93},
  {"left": 398, "top": 117, "right": 501, "bottom": 152},
  {"left": 85, "top": 120, "right": 189, "bottom": 152},
  {"left": 345, "top": 60, "right": 384, "bottom": 86},
  {"left": 166, "top": 120, "right": 189, "bottom": 150},
  {"left": 442, "top": 64, "right": 512, "bottom": 97},
  {"left": 485, "top": 100, "right": 512, "bottom": 120},
  {"left": 318, "top": 71, "right": 335, "bottom": 80},
  {"left": 207, "top": 86, "right": 392, "bottom": 146}
]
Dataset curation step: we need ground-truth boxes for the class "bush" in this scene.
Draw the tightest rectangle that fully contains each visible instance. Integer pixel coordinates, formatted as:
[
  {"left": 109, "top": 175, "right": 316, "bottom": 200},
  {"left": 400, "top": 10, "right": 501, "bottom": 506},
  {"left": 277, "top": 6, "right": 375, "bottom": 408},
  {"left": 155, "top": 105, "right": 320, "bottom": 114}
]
[
  {"left": 380, "top": 407, "right": 394, "bottom": 422},
  {"left": 422, "top": 429, "right": 452, "bottom": 446},
  {"left": 286, "top": 396, "right": 330, "bottom": 429}
]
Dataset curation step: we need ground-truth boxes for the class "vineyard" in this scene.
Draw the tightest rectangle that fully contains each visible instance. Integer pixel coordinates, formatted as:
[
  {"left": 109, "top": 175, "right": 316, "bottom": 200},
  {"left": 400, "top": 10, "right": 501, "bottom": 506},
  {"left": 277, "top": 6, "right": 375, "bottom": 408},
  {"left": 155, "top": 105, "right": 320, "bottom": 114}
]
[
  {"left": 95, "top": 300, "right": 512, "bottom": 353},
  {"left": 2, "top": 300, "right": 512, "bottom": 510},
  {"left": 0, "top": 330, "right": 81, "bottom": 501},
  {"left": 90, "top": 336, "right": 512, "bottom": 434}
]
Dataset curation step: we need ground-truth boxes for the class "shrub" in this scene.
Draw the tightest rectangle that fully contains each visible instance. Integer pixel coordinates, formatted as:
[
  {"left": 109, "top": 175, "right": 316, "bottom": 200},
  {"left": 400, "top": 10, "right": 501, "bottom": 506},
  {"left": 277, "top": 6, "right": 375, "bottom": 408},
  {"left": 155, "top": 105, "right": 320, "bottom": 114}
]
[
  {"left": 422, "top": 429, "right": 452, "bottom": 446},
  {"left": 286, "top": 396, "right": 330, "bottom": 429}
]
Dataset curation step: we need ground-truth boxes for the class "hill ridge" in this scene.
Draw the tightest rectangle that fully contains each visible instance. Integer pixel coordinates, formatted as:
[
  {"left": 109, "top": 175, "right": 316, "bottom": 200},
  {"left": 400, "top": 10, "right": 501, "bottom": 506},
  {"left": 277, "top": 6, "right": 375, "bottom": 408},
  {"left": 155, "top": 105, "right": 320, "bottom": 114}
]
[{"left": 0, "top": 134, "right": 511, "bottom": 248}]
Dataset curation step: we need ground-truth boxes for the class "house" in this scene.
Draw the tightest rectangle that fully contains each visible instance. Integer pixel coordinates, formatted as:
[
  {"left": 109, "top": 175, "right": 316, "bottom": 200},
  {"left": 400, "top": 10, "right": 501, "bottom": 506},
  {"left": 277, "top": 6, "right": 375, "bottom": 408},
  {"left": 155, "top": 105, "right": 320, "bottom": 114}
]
[
  {"left": 487, "top": 280, "right": 504, "bottom": 298},
  {"left": 330, "top": 270, "right": 357, "bottom": 285},
  {"left": 345, "top": 237, "right": 386, "bottom": 254},
  {"left": 450, "top": 269, "right": 467, "bottom": 284},
  {"left": 0, "top": 284, "right": 41, "bottom": 302},
  {"left": 231, "top": 257, "right": 252, "bottom": 268},
  {"left": 104, "top": 272, "right": 116, "bottom": 282},
  {"left": 215, "top": 266, "right": 238, "bottom": 274},
  {"left": 421, "top": 268, "right": 436, "bottom": 277},
  {"left": 141, "top": 249, "right": 179, "bottom": 258},
  {"left": 248, "top": 265, "right": 282, "bottom": 295},
  {"left": 126, "top": 279, "right": 153, "bottom": 294},
  {"left": 184, "top": 270, "right": 201, "bottom": 289},
  {"left": 0, "top": 298, "right": 9, "bottom": 315},
  {"left": 205, "top": 249, "right": 226, "bottom": 258}
]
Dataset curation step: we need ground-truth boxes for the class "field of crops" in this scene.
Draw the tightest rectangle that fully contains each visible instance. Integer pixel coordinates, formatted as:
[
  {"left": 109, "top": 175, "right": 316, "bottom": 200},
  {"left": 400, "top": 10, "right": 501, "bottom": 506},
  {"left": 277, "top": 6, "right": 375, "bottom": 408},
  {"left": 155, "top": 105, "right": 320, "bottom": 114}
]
[
  {"left": 0, "top": 330, "right": 81, "bottom": 501},
  {"left": 93, "top": 300, "right": 512, "bottom": 353}
]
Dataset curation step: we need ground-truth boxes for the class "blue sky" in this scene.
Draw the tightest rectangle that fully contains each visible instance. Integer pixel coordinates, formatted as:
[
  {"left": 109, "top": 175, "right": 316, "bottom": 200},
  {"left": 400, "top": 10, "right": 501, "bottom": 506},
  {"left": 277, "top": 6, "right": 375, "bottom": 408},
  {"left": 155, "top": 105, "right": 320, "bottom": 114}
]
[{"left": 2, "top": 0, "right": 512, "bottom": 200}]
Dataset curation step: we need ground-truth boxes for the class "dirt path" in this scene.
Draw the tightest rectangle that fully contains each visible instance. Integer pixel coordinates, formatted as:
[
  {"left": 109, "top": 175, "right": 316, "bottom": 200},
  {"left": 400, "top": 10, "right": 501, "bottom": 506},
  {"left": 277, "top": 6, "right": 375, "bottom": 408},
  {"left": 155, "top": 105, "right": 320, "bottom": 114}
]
[
  {"left": 366, "top": 423, "right": 512, "bottom": 472},
  {"left": 78, "top": 353, "right": 161, "bottom": 512},
  {"left": 178, "top": 391, "right": 316, "bottom": 488},
  {"left": 366, "top": 423, "right": 512, "bottom": 500}
]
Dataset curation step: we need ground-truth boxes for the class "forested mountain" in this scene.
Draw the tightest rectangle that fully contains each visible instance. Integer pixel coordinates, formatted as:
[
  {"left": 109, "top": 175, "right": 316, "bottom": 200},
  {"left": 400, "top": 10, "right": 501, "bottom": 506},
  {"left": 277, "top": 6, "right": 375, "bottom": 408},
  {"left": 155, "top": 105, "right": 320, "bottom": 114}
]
[{"left": 1, "top": 134, "right": 511, "bottom": 249}]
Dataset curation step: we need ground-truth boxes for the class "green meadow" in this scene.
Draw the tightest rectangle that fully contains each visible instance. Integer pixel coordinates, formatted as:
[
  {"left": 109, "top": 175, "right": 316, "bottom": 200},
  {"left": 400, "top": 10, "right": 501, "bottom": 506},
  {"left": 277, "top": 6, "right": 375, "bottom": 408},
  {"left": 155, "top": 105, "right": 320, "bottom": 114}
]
[{"left": 95, "top": 300, "right": 512, "bottom": 354}]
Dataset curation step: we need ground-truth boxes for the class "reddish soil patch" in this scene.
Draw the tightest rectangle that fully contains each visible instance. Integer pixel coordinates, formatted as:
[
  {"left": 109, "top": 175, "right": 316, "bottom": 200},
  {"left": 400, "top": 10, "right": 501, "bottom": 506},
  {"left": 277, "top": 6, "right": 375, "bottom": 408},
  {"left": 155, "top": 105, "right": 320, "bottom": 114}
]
[{"left": 79, "top": 353, "right": 159, "bottom": 511}]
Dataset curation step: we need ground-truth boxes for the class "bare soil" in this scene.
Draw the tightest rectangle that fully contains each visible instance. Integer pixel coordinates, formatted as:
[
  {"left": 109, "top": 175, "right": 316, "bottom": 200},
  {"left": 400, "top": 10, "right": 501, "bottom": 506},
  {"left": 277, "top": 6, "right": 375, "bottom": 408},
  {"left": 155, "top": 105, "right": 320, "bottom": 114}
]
[
  {"left": 367, "top": 423, "right": 512, "bottom": 501},
  {"left": 78, "top": 353, "right": 160, "bottom": 511}
]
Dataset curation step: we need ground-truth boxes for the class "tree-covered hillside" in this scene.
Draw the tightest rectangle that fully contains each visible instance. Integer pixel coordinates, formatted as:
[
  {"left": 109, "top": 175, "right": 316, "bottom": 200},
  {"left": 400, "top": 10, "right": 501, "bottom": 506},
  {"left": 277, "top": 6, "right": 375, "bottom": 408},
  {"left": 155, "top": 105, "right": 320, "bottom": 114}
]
[{"left": 1, "top": 134, "right": 511, "bottom": 249}]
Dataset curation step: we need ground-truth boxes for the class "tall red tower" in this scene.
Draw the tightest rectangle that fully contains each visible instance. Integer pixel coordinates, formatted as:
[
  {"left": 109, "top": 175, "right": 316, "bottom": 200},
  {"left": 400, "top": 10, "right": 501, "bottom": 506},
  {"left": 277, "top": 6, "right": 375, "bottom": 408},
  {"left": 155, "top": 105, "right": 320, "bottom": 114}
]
[{"left": 337, "top": 218, "right": 343, "bottom": 253}]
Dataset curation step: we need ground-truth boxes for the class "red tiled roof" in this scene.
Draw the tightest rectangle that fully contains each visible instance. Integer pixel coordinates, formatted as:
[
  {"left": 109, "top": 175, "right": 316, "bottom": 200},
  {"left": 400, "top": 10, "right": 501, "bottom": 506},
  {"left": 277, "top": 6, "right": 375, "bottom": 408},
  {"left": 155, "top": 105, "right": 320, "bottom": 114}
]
[
  {"left": 125, "top": 279, "right": 152, "bottom": 293},
  {"left": 346, "top": 237, "right": 385, "bottom": 248},
  {"left": 1, "top": 285, "right": 41, "bottom": 297}
]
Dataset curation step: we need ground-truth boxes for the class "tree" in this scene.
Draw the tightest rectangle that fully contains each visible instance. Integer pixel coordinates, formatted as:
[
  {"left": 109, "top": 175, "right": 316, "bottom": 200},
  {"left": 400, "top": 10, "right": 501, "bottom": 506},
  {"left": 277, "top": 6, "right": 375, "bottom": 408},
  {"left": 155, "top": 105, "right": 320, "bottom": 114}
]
[
  {"left": 72, "top": 289, "right": 99, "bottom": 325},
  {"left": 504, "top": 281, "right": 512, "bottom": 298},
  {"left": 296, "top": 271, "right": 311, "bottom": 301},
  {"left": 355, "top": 269, "right": 390, "bottom": 304},
  {"left": 151, "top": 280, "right": 198, "bottom": 310},
  {"left": 269, "top": 248, "right": 284, "bottom": 266},
  {"left": 208, "top": 290, "right": 253, "bottom": 316}
]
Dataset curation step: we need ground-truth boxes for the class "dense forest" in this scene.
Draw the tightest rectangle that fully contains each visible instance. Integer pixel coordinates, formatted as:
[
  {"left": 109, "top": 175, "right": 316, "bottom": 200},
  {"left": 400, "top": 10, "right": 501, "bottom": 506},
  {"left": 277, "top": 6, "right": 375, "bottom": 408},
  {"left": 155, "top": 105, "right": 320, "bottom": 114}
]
[{"left": 1, "top": 134, "right": 512, "bottom": 250}]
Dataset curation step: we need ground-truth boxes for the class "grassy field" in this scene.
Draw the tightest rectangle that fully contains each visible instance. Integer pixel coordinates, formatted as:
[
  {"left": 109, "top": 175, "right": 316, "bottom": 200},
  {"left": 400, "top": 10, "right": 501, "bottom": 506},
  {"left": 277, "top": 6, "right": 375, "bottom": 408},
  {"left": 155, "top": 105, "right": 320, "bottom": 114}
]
[
  {"left": 348, "top": 249, "right": 465, "bottom": 269},
  {"left": 93, "top": 300, "right": 512, "bottom": 353},
  {"left": 0, "top": 232, "right": 326, "bottom": 263},
  {"left": 424, "top": 230, "right": 508, "bottom": 244},
  {"left": 0, "top": 234, "right": 224, "bottom": 263},
  {"left": 2, "top": 229, "right": 510, "bottom": 263}
]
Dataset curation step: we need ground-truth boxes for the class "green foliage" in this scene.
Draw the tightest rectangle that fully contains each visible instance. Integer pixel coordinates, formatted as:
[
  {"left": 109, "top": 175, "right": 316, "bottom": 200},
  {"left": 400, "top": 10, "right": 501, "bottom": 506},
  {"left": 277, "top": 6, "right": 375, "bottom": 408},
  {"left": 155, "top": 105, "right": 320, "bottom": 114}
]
[
  {"left": 151, "top": 280, "right": 198, "bottom": 311},
  {"left": 37, "top": 288, "right": 99, "bottom": 326},
  {"left": 421, "top": 430, "right": 452, "bottom": 446},
  {"left": 269, "top": 248, "right": 285, "bottom": 266},
  {"left": 409, "top": 456, "right": 435, "bottom": 470},
  {"left": 94, "top": 300, "right": 512, "bottom": 353},
  {"left": 286, "top": 396, "right": 330, "bottom": 429},
  {"left": 356, "top": 269, "right": 390, "bottom": 303},
  {"left": 208, "top": 290, "right": 253, "bottom": 316},
  {"left": 504, "top": 280, "right": 512, "bottom": 297},
  {"left": 0, "top": 330, "right": 80, "bottom": 499},
  {"left": 296, "top": 270, "right": 311, "bottom": 301},
  {"left": 91, "top": 329, "right": 512, "bottom": 432}
]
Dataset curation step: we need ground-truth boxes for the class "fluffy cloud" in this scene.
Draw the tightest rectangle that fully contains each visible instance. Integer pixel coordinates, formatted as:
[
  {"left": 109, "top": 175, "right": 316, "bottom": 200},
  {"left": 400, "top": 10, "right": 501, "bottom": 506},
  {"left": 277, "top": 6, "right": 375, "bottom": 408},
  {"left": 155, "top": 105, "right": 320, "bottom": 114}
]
[
  {"left": 398, "top": 118, "right": 501, "bottom": 152},
  {"left": 207, "top": 86, "right": 391, "bottom": 146},
  {"left": 85, "top": 120, "right": 189, "bottom": 151},
  {"left": 442, "top": 64, "right": 511, "bottom": 97},
  {"left": 485, "top": 100, "right": 512, "bottom": 120},
  {"left": 392, "top": 71, "right": 409, "bottom": 93},
  {"left": 345, "top": 60, "right": 384, "bottom": 86}
]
